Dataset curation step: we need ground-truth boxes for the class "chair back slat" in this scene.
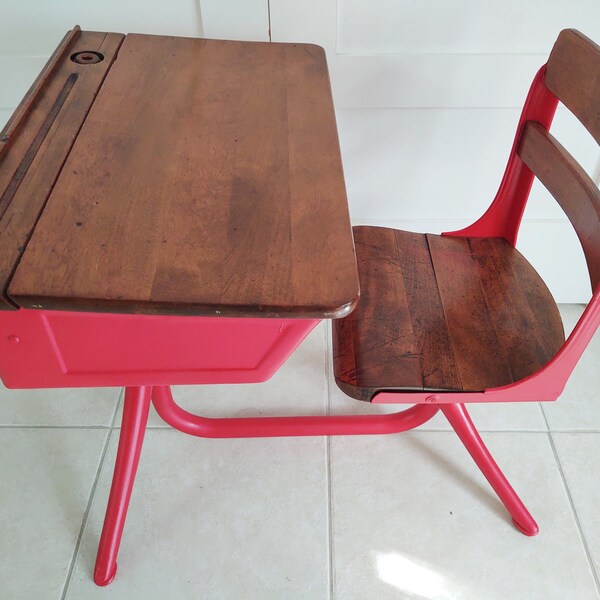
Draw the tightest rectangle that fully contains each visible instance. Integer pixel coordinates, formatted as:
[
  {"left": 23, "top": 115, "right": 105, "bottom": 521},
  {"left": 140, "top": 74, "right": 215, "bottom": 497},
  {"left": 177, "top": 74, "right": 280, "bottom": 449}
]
[
  {"left": 518, "top": 120, "right": 600, "bottom": 290},
  {"left": 545, "top": 29, "right": 600, "bottom": 145}
]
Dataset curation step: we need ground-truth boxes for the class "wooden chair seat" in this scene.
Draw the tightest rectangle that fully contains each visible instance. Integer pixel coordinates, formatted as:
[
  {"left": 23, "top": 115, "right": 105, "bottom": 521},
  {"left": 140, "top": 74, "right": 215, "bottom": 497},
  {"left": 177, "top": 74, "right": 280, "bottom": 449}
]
[{"left": 333, "top": 226, "right": 565, "bottom": 401}]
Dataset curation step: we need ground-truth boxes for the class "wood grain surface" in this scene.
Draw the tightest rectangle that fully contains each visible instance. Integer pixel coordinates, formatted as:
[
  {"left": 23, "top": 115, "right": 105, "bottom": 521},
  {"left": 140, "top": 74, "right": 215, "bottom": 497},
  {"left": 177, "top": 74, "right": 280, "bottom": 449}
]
[
  {"left": 7, "top": 34, "right": 358, "bottom": 317},
  {"left": 333, "top": 226, "right": 565, "bottom": 401},
  {"left": 0, "top": 28, "right": 124, "bottom": 308},
  {"left": 519, "top": 121, "right": 600, "bottom": 290},
  {"left": 545, "top": 29, "right": 600, "bottom": 146}
]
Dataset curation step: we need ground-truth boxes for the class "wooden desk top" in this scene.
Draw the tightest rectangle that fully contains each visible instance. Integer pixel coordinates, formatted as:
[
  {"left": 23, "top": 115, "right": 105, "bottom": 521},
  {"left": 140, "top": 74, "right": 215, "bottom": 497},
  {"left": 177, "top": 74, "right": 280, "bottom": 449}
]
[{"left": 1, "top": 27, "right": 358, "bottom": 318}]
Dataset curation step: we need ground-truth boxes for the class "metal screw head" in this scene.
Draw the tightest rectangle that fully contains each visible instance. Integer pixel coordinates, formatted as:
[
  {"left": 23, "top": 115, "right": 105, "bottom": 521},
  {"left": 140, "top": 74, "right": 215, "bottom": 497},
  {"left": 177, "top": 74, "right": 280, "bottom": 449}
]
[{"left": 425, "top": 395, "right": 438, "bottom": 403}]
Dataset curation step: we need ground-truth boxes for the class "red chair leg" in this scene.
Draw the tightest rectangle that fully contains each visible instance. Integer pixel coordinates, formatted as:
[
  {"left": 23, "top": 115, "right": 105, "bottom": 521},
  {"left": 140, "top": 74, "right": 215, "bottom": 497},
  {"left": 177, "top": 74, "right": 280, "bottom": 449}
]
[
  {"left": 94, "top": 386, "right": 152, "bottom": 586},
  {"left": 441, "top": 403, "right": 538, "bottom": 536}
]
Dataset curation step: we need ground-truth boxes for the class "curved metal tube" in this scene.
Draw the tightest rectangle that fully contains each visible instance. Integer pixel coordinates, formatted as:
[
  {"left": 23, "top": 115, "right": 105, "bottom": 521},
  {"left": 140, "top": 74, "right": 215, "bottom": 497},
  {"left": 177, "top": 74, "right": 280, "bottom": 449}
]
[
  {"left": 441, "top": 403, "right": 538, "bottom": 536},
  {"left": 151, "top": 385, "right": 439, "bottom": 438},
  {"left": 94, "top": 386, "right": 152, "bottom": 586}
]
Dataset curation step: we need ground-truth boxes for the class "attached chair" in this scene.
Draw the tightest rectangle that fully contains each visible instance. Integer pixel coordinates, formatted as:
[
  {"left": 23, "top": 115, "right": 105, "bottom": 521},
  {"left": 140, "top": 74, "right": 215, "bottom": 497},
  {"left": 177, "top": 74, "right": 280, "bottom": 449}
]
[{"left": 333, "top": 28, "right": 600, "bottom": 536}]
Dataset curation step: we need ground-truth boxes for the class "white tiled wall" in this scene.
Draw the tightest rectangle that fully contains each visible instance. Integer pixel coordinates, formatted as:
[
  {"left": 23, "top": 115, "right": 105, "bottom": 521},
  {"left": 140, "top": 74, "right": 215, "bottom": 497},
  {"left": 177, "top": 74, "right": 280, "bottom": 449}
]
[
  {"left": 336, "top": 0, "right": 600, "bottom": 54},
  {"left": 1, "top": 1, "right": 599, "bottom": 301}
]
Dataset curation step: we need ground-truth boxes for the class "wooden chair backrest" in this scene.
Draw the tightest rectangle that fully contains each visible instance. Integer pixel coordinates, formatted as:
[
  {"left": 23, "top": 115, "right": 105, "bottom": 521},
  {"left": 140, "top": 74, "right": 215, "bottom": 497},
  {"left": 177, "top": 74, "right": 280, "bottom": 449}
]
[{"left": 518, "top": 29, "right": 600, "bottom": 290}]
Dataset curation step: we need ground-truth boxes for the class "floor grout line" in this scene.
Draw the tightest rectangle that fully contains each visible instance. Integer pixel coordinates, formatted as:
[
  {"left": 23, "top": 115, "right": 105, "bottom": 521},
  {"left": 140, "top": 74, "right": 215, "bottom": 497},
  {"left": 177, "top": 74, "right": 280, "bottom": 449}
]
[
  {"left": 0, "top": 424, "right": 112, "bottom": 429},
  {"left": 326, "top": 435, "right": 335, "bottom": 600},
  {"left": 403, "top": 428, "right": 555, "bottom": 434},
  {"left": 537, "top": 401, "right": 550, "bottom": 432},
  {"left": 539, "top": 401, "right": 554, "bottom": 434},
  {"left": 2, "top": 422, "right": 600, "bottom": 433},
  {"left": 542, "top": 405, "right": 600, "bottom": 597},
  {"left": 122, "top": 425, "right": 600, "bottom": 433},
  {"left": 544, "top": 429, "right": 600, "bottom": 434},
  {"left": 60, "top": 388, "right": 123, "bottom": 600},
  {"left": 111, "top": 393, "right": 124, "bottom": 430},
  {"left": 112, "top": 389, "right": 124, "bottom": 426},
  {"left": 324, "top": 321, "right": 335, "bottom": 600},
  {"left": 418, "top": 428, "right": 600, "bottom": 434}
]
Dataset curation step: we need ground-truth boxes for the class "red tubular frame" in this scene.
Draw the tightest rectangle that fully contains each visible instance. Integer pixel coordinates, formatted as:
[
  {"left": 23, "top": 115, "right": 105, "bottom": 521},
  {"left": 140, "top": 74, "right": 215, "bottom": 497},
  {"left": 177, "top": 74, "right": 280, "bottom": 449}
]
[
  {"left": 94, "top": 385, "right": 540, "bottom": 585},
  {"left": 441, "top": 404, "right": 538, "bottom": 535},
  {"left": 94, "top": 386, "right": 151, "bottom": 586},
  {"left": 445, "top": 66, "right": 559, "bottom": 244},
  {"left": 89, "top": 63, "right": 600, "bottom": 584},
  {"left": 151, "top": 385, "right": 439, "bottom": 437}
]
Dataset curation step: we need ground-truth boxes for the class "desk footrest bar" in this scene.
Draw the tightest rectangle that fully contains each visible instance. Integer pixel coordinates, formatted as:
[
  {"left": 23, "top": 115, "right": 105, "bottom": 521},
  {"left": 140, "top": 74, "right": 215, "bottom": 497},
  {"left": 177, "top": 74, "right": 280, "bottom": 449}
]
[{"left": 151, "top": 385, "right": 439, "bottom": 438}]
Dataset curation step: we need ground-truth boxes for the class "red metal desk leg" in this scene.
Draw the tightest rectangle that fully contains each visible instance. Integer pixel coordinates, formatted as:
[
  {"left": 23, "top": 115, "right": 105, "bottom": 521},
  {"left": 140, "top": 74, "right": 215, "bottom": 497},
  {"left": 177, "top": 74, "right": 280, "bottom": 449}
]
[
  {"left": 91, "top": 387, "right": 538, "bottom": 586},
  {"left": 94, "top": 386, "right": 152, "bottom": 586},
  {"left": 442, "top": 404, "right": 538, "bottom": 536}
]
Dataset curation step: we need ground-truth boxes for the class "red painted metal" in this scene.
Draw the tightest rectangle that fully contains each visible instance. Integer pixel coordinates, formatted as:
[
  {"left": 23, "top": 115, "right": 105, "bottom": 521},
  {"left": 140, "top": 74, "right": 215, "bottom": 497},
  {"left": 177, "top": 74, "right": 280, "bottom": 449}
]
[
  {"left": 444, "top": 66, "right": 559, "bottom": 245},
  {"left": 94, "top": 386, "right": 151, "bottom": 586},
  {"left": 0, "top": 308, "right": 317, "bottom": 388},
  {"left": 90, "top": 384, "right": 440, "bottom": 586},
  {"left": 93, "top": 384, "right": 540, "bottom": 578},
  {"left": 441, "top": 404, "right": 538, "bottom": 535},
  {"left": 151, "top": 385, "right": 439, "bottom": 437}
]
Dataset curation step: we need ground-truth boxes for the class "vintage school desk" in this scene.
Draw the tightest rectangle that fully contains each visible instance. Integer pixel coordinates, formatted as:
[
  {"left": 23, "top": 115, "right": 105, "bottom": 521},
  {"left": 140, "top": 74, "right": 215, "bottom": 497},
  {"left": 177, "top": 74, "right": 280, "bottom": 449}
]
[
  {"left": 6, "top": 24, "right": 596, "bottom": 588},
  {"left": 0, "top": 26, "right": 361, "bottom": 585}
]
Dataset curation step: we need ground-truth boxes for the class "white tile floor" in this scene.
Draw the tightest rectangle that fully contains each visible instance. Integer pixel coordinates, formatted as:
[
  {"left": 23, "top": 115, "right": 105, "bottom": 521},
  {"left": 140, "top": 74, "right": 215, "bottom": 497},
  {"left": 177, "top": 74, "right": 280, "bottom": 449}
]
[{"left": 2, "top": 305, "right": 600, "bottom": 599}]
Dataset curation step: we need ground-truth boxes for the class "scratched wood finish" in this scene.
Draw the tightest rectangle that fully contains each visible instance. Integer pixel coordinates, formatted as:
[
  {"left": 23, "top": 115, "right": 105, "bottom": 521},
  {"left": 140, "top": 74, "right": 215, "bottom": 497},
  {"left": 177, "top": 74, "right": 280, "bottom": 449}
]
[
  {"left": 545, "top": 29, "right": 600, "bottom": 146},
  {"left": 469, "top": 236, "right": 564, "bottom": 381},
  {"left": 333, "top": 226, "right": 564, "bottom": 401},
  {"left": 339, "top": 227, "right": 423, "bottom": 394},
  {"left": 0, "top": 28, "right": 124, "bottom": 308},
  {"left": 8, "top": 34, "right": 358, "bottom": 318},
  {"left": 333, "top": 228, "right": 462, "bottom": 401},
  {"left": 427, "top": 234, "right": 514, "bottom": 391},
  {"left": 394, "top": 230, "right": 463, "bottom": 390},
  {"left": 519, "top": 121, "right": 600, "bottom": 290}
]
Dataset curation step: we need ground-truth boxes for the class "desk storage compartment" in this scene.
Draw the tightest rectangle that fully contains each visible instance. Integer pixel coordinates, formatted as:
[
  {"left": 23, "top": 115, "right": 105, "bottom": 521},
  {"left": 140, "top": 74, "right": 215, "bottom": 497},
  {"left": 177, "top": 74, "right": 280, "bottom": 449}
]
[{"left": 0, "top": 309, "right": 317, "bottom": 388}]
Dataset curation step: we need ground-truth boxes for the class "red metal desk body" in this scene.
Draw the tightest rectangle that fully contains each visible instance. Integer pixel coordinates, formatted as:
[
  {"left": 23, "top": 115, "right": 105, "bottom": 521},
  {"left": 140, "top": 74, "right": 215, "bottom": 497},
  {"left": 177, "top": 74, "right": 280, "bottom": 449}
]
[{"left": 0, "top": 309, "right": 317, "bottom": 388}]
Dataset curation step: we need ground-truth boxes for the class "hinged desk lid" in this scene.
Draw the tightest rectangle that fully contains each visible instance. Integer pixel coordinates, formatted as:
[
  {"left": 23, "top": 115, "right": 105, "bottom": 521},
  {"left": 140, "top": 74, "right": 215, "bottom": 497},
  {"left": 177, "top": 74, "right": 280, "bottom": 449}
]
[
  {"left": 0, "top": 27, "right": 123, "bottom": 310},
  {"left": 4, "top": 30, "right": 359, "bottom": 318}
]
